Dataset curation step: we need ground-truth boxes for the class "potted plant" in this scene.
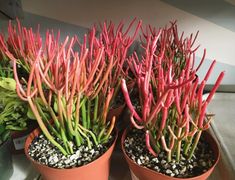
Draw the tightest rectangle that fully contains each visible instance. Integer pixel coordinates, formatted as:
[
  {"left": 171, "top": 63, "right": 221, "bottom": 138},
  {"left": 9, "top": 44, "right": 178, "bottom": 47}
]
[
  {"left": 0, "top": 76, "right": 14, "bottom": 180},
  {"left": 120, "top": 23, "right": 224, "bottom": 179},
  {"left": 0, "top": 36, "right": 32, "bottom": 178},
  {"left": 1, "top": 20, "right": 140, "bottom": 180}
]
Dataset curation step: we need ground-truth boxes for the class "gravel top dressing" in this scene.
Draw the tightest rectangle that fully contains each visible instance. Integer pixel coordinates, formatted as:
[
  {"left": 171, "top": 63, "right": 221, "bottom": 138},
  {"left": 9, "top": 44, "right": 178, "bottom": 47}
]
[
  {"left": 124, "top": 129, "right": 215, "bottom": 178},
  {"left": 28, "top": 134, "right": 114, "bottom": 169}
]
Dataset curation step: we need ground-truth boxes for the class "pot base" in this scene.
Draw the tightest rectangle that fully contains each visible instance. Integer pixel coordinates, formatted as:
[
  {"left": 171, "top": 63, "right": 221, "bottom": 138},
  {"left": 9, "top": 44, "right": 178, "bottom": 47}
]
[{"left": 25, "top": 128, "right": 117, "bottom": 180}]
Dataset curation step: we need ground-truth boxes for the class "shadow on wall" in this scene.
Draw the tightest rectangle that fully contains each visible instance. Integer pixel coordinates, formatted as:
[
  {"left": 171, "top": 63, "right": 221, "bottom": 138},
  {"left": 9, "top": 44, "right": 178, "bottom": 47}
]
[
  {"left": 162, "top": 0, "right": 235, "bottom": 32},
  {"left": 0, "top": 0, "right": 24, "bottom": 19}
]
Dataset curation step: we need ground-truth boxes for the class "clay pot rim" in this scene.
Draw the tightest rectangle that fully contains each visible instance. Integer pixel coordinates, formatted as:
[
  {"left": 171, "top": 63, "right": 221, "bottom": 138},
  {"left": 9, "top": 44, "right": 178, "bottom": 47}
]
[
  {"left": 121, "top": 128, "right": 220, "bottom": 180},
  {"left": 25, "top": 127, "right": 118, "bottom": 171}
]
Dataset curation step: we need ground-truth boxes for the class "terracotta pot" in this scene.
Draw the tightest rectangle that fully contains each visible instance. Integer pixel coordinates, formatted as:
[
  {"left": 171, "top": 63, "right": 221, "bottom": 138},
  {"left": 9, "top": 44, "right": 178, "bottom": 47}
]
[
  {"left": 121, "top": 129, "right": 220, "bottom": 180},
  {"left": 25, "top": 128, "right": 117, "bottom": 180}
]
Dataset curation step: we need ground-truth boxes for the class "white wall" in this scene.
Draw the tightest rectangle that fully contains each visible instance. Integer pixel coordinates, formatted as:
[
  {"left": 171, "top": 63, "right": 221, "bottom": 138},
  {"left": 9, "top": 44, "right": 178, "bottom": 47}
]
[{"left": 21, "top": 0, "right": 235, "bottom": 67}]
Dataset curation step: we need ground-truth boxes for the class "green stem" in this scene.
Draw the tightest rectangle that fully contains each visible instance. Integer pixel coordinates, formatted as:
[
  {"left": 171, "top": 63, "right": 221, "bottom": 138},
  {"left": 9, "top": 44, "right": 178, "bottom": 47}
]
[
  {"left": 150, "top": 131, "right": 160, "bottom": 154},
  {"left": 60, "top": 128, "right": 70, "bottom": 153},
  {"left": 93, "top": 96, "right": 99, "bottom": 122},
  {"left": 167, "top": 150, "right": 172, "bottom": 162},
  {"left": 188, "top": 130, "right": 202, "bottom": 159},
  {"left": 176, "top": 127, "right": 182, "bottom": 162},
  {"left": 74, "top": 132, "right": 82, "bottom": 147},
  {"left": 74, "top": 93, "right": 81, "bottom": 132},
  {"left": 66, "top": 141, "right": 74, "bottom": 154},
  {"left": 67, "top": 116, "right": 76, "bottom": 137},
  {"left": 78, "top": 124, "right": 98, "bottom": 146},
  {"left": 35, "top": 101, "right": 61, "bottom": 139},
  {"left": 81, "top": 100, "right": 87, "bottom": 128},
  {"left": 28, "top": 98, "right": 68, "bottom": 155},
  {"left": 98, "top": 128, "right": 105, "bottom": 143},
  {"left": 48, "top": 106, "right": 60, "bottom": 130},
  {"left": 77, "top": 127, "right": 92, "bottom": 149},
  {"left": 183, "top": 113, "right": 199, "bottom": 155},
  {"left": 176, "top": 140, "right": 182, "bottom": 162},
  {"left": 183, "top": 136, "right": 193, "bottom": 155},
  {"left": 87, "top": 100, "right": 91, "bottom": 129},
  {"left": 65, "top": 117, "right": 74, "bottom": 140},
  {"left": 57, "top": 91, "right": 65, "bottom": 128}
]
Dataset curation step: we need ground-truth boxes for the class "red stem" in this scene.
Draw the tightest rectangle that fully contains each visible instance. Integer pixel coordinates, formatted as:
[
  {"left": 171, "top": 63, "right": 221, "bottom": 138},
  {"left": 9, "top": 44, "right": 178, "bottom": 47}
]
[
  {"left": 146, "top": 130, "right": 157, "bottom": 156},
  {"left": 206, "top": 71, "right": 225, "bottom": 103},
  {"left": 121, "top": 79, "right": 142, "bottom": 122}
]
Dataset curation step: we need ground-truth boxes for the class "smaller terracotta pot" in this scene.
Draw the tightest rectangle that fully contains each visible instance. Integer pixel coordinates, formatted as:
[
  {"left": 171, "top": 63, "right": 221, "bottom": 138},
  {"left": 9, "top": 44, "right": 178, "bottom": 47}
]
[
  {"left": 25, "top": 128, "right": 117, "bottom": 180},
  {"left": 121, "top": 129, "right": 220, "bottom": 180},
  {"left": 11, "top": 121, "right": 38, "bottom": 154}
]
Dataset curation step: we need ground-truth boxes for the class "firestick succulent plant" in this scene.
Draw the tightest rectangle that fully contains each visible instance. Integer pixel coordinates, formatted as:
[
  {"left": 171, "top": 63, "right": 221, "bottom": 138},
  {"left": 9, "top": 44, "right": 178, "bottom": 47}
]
[
  {"left": 121, "top": 23, "right": 224, "bottom": 162},
  {"left": 0, "top": 20, "right": 141, "bottom": 155},
  {"left": 86, "top": 19, "right": 142, "bottom": 105}
]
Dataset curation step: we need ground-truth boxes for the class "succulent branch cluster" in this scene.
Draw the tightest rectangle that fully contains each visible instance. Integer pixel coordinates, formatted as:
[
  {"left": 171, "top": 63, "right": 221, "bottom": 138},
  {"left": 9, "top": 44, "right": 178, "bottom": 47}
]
[
  {"left": 121, "top": 22, "right": 224, "bottom": 162},
  {"left": 0, "top": 20, "right": 141, "bottom": 155}
]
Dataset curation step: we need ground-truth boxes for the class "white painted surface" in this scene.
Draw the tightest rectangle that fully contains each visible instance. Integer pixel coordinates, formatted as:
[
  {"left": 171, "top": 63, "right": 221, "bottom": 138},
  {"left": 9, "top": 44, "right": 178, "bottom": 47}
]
[{"left": 21, "top": 0, "right": 235, "bottom": 66}]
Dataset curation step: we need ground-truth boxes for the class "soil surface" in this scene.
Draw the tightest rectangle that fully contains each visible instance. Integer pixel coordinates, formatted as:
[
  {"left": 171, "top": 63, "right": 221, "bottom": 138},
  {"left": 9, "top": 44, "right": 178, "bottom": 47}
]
[
  {"left": 124, "top": 129, "right": 216, "bottom": 178},
  {"left": 28, "top": 134, "right": 114, "bottom": 169}
]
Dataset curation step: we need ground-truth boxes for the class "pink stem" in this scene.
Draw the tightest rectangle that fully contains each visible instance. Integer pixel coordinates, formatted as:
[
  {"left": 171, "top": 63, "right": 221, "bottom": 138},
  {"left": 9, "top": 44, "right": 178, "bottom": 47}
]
[
  {"left": 206, "top": 71, "right": 225, "bottom": 104},
  {"left": 146, "top": 130, "right": 157, "bottom": 156},
  {"left": 159, "top": 107, "right": 168, "bottom": 136},
  {"left": 190, "top": 77, "right": 199, "bottom": 104},
  {"left": 203, "top": 60, "right": 216, "bottom": 82},
  {"left": 121, "top": 79, "right": 142, "bottom": 122},
  {"left": 148, "top": 89, "right": 170, "bottom": 124},
  {"left": 198, "top": 102, "right": 208, "bottom": 128},
  {"left": 174, "top": 87, "right": 181, "bottom": 114},
  {"left": 130, "top": 115, "right": 144, "bottom": 129},
  {"left": 197, "top": 80, "right": 206, "bottom": 112},
  {"left": 191, "top": 31, "right": 199, "bottom": 47},
  {"left": 196, "top": 49, "right": 206, "bottom": 72}
]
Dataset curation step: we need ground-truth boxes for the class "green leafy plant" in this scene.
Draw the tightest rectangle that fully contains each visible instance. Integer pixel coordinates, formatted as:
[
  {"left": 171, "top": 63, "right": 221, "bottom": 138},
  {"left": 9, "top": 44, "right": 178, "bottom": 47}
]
[{"left": 0, "top": 34, "right": 31, "bottom": 145}]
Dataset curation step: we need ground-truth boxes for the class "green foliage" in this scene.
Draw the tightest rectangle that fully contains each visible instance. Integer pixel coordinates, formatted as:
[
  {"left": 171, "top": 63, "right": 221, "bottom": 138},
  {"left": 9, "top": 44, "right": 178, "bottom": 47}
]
[
  {"left": 0, "top": 56, "right": 13, "bottom": 78},
  {"left": 0, "top": 124, "right": 10, "bottom": 145},
  {"left": 0, "top": 77, "right": 30, "bottom": 135}
]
